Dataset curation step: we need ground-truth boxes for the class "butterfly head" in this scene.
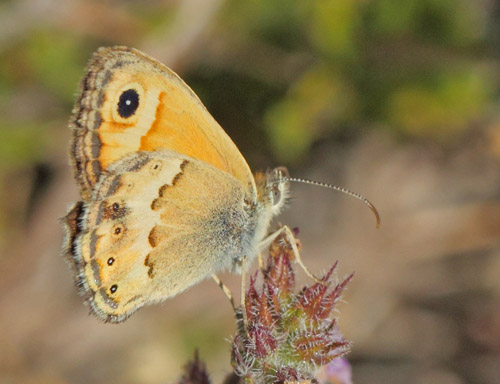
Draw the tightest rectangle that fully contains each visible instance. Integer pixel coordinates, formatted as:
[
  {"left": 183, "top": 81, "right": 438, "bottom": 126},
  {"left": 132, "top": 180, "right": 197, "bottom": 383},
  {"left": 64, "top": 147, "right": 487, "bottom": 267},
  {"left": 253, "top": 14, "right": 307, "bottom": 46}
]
[{"left": 258, "top": 166, "right": 290, "bottom": 215}]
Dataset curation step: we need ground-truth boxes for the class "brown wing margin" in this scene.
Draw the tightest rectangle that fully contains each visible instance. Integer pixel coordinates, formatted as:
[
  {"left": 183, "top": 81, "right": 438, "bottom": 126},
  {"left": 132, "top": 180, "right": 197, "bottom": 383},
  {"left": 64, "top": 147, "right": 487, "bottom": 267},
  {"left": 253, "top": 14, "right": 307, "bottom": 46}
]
[{"left": 68, "top": 48, "right": 135, "bottom": 201}]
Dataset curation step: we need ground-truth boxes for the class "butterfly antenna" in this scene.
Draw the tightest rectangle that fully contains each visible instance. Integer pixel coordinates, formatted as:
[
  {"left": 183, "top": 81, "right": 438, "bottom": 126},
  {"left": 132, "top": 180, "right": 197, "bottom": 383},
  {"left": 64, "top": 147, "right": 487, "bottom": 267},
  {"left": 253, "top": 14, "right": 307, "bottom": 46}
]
[{"left": 284, "top": 177, "right": 381, "bottom": 228}]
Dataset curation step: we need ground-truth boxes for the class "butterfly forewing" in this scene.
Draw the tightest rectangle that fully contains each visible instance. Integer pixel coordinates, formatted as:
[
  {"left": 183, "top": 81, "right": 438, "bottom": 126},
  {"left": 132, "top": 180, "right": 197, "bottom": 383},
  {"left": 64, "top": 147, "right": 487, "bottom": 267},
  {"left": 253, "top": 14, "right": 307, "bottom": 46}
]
[{"left": 69, "top": 46, "right": 256, "bottom": 201}]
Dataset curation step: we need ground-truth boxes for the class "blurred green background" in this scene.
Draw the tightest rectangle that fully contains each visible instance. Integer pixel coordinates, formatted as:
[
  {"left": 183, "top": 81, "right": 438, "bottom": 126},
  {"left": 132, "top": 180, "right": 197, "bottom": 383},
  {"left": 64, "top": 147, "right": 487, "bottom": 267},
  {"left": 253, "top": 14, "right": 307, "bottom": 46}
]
[{"left": 1, "top": 0, "right": 499, "bottom": 383}]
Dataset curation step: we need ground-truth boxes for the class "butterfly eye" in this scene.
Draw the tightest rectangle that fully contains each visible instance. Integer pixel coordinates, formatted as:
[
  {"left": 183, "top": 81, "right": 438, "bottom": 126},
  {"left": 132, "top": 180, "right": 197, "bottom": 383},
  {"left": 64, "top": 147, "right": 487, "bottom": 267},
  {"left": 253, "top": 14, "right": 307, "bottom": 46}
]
[
  {"left": 109, "top": 284, "right": 118, "bottom": 294},
  {"left": 117, "top": 89, "right": 139, "bottom": 118},
  {"left": 272, "top": 185, "right": 281, "bottom": 205},
  {"left": 107, "top": 257, "right": 115, "bottom": 266}
]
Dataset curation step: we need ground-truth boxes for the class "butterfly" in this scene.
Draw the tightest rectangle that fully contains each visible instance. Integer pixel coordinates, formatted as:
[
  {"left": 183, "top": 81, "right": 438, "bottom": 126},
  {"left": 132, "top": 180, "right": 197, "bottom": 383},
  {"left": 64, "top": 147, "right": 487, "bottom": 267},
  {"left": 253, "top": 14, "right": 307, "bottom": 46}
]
[{"left": 62, "top": 46, "right": 292, "bottom": 323}]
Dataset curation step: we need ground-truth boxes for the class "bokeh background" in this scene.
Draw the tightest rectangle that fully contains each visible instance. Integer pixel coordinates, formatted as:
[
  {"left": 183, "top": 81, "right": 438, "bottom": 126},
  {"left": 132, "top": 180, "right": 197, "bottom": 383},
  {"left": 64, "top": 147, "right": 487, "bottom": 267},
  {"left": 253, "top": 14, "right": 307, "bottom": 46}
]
[{"left": 1, "top": 0, "right": 500, "bottom": 383}]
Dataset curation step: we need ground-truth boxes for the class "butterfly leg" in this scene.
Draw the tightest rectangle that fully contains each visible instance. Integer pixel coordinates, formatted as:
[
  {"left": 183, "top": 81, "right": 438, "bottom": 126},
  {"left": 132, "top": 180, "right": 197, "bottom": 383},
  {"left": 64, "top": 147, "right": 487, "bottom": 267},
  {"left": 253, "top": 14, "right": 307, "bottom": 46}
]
[
  {"left": 282, "top": 225, "right": 325, "bottom": 283},
  {"left": 240, "top": 256, "right": 250, "bottom": 335},
  {"left": 260, "top": 225, "right": 324, "bottom": 284},
  {"left": 257, "top": 252, "right": 265, "bottom": 270},
  {"left": 211, "top": 274, "right": 235, "bottom": 310}
]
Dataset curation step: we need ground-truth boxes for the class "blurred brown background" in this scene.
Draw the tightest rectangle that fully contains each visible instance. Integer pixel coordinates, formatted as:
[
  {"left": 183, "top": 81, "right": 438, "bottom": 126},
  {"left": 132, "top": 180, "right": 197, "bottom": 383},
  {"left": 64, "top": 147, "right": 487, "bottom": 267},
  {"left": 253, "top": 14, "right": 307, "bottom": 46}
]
[{"left": 1, "top": 0, "right": 499, "bottom": 383}]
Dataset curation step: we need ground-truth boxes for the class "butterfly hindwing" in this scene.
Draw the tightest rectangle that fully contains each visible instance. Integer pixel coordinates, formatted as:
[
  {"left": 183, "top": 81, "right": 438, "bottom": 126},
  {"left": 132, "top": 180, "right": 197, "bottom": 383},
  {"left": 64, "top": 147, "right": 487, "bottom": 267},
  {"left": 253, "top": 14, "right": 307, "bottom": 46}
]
[{"left": 64, "top": 150, "right": 257, "bottom": 322}]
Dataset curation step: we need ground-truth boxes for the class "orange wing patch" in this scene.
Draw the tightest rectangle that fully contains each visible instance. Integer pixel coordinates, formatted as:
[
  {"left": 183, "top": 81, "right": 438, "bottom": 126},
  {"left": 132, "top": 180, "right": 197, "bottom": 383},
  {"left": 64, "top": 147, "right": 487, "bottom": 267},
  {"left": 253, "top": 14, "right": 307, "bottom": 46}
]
[{"left": 140, "top": 91, "right": 229, "bottom": 175}]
